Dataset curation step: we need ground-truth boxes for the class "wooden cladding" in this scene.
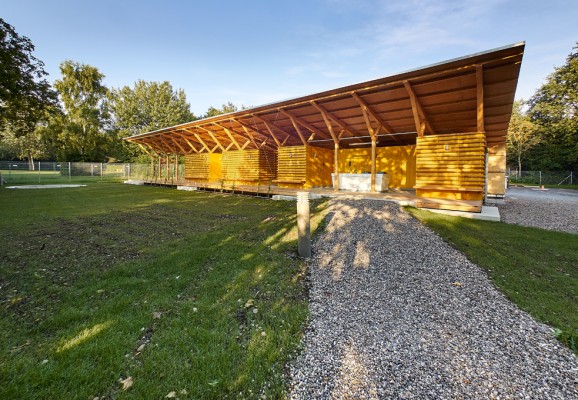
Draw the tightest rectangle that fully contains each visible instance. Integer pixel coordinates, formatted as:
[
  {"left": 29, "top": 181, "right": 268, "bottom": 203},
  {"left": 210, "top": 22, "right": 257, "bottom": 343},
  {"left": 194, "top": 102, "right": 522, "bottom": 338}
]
[
  {"left": 338, "top": 145, "right": 417, "bottom": 189},
  {"left": 415, "top": 133, "right": 485, "bottom": 201},
  {"left": 277, "top": 146, "right": 307, "bottom": 183},
  {"left": 275, "top": 145, "right": 334, "bottom": 188},
  {"left": 221, "top": 149, "right": 277, "bottom": 183}
]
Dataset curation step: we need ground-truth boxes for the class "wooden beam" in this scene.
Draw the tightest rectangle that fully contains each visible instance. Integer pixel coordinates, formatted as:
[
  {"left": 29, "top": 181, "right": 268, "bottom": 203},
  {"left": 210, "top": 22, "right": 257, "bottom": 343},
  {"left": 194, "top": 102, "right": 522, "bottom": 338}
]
[
  {"left": 136, "top": 143, "right": 152, "bottom": 156},
  {"left": 315, "top": 104, "right": 338, "bottom": 144},
  {"left": 403, "top": 80, "right": 435, "bottom": 137},
  {"left": 334, "top": 142, "right": 339, "bottom": 191},
  {"left": 170, "top": 136, "right": 190, "bottom": 154},
  {"left": 232, "top": 118, "right": 278, "bottom": 147},
  {"left": 285, "top": 112, "right": 308, "bottom": 146},
  {"left": 188, "top": 129, "right": 212, "bottom": 153},
  {"left": 241, "top": 140, "right": 251, "bottom": 150},
  {"left": 253, "top": 114, "right": 295, "bottom": 141},
  {"left": 277, "top": 109, "right": 328, "bottom": 140},
  {"left": 476, "top": 64, "right": 485, "bottom": 133},
  {"left": 224, "top": 121, "right": 259, "bottom": 148},
  {"left": 310, "top": 101, "right": 358, "bottom": 137},
  {"left": 197, "top": 126, "right": 226, "bottom": 152},
  {"left": 175, "top": 133, "right": 200, "bottom": 154},
  {"left": 350, "top": 92, "right": 395, "bottom": 135},
  {"left": 371, "top": 137, "right": 376, "bottom": 192},
  {"left": 217, "top": 123, "right": 242, "bottom": 150},
  {"left": 252, "top": 116, "right": 282, "bottom": 147}
]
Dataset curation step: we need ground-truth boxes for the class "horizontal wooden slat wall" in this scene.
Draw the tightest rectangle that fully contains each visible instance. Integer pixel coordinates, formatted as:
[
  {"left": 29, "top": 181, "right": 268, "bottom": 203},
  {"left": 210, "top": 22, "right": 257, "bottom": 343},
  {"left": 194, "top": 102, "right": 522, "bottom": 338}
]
[
  {"left": 276, "top": 146, "right": 307, "bottom": 188},
  {"left": 415, "top": 132, "right": 486, "bottom": 200},
  {"left": 338, "top": 145, "right": 417, "bottom": 189},
  {"left": 222, "top": 149, "right": 277, "bottom": 184},
  {"left": 306, "top": 146, "right": 334, "bottom": 188},
  {"left": 184, "top": 154, "right": 210, "bottom": 180}
]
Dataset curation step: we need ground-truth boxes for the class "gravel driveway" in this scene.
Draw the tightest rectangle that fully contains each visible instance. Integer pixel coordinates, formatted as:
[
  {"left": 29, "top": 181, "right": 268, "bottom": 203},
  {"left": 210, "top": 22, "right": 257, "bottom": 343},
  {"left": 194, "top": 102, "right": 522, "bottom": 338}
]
[
  {"left": 498, "top": 187, "right": 578, "bottom": 234},
  {"left": 289, "top": 200, "right": 578, "bottom": 399}
]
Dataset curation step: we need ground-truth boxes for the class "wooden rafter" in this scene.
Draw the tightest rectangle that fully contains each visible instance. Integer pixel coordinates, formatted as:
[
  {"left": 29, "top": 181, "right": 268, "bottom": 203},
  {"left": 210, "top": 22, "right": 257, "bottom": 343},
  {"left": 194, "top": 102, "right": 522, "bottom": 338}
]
[
  {"left": 174, "top": 132, "right": 200, "bottom": 154},
  {"left": 476, "top": 64, "right": 485, "bottom": 133},
  {"left": 277, "top": 109, "right": 328, "bottom": 141},
  {"left": 137, "top": 143, "right": 152, "bottom": 156},
  {"left": 252, "top": 114, "right": 295, "bottom": 144},
  {"left": 170, "top": 136, "right": 190, "bottom": 154},
  {"left": 314, "top": 103, "right": 338, "bottom": 144},
  {"left": 251, "top": 116, "right": 281, "bottom": 147},
  {"left": 310, "top": 101, "right": 358, "bottom": 138},
  {"left": 216, "top": 123, "right": 242, "bottom": 150},
  {"left": 284, "top": 112, "right": 307, "bottom": 146},
  {"left": 403, "top": 80, "right": 435, "bottom": 137},
  {"left": 350, "top": 92, "right": 396, "bottom": 136},
  {"left": 187, "top": 128, "right": 212, "bottom": 153},
  {"left": 232, "top": 118, "right": 280, "bottom": 148},
  {"left": 216, "top": 122, "right": 258, "bottom": 149},
  {"left": 197, "top": 126, "right": 226, "bottom": 152}
]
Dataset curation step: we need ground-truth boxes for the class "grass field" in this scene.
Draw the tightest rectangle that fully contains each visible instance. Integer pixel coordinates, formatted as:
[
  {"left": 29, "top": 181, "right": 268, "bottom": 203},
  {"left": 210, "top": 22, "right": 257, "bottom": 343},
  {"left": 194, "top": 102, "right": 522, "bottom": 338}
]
[
  {"left": 407, "top": 207, "right": 578, "bottom": 354},
  {"left": 0, "top": 183, "right": 328, "bottom": 399}
]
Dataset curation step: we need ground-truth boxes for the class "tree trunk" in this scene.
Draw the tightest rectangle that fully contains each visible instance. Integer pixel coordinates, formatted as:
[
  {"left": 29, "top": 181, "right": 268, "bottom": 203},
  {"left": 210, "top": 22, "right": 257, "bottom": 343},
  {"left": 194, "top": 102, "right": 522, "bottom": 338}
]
[
  {"left": 517, "top": 151, "right": 522, "bottom": 176},
  {"left": 28, "top": 153, "right": 35, "bottom": 171}
]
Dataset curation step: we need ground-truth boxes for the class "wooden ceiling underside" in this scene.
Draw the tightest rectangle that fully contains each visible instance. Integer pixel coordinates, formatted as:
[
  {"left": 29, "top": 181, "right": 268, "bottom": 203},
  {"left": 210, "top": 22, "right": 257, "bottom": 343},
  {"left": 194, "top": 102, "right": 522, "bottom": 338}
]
[{"left": 126, "top": 43, "right": 524, "bottom": 155}]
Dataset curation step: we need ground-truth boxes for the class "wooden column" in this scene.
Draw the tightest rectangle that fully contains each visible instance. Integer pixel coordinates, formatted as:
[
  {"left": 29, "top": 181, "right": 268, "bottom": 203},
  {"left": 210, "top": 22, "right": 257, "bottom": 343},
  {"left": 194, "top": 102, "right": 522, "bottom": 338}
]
[
  {"left": 371, "top": 137, "right": 377, "bottom": 192},
  {"left": 165, "top": 156, "right": 170, "bottom": 183},
  {"left": 174, "top": 154, "right": 179, "bottom": 183},
  {"left": 150, "top": 155, "right": 154, "bottom": 182},
  {"left": 157, "top": 156, "right": 162, "bottom": 181},
  {"left": 334, "top": 142, "right": 339, "bottom": 191}
]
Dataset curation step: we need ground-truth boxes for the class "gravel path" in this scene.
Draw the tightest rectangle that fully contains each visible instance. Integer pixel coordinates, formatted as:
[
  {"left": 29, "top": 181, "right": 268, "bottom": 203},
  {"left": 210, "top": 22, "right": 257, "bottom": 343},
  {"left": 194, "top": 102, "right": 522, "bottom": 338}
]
[
  {"left": 498, "top": 187, "right": 578, "bottom": 234},
  {"left": 289, "top": 200, "right": 578, "bottom": 399}
]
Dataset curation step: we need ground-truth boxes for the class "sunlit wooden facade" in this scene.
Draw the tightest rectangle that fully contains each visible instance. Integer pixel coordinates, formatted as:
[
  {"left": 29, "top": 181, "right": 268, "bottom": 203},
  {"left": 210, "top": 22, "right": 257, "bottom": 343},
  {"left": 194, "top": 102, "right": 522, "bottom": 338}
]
[{"left": 126, "top": 43, "right": 524, "bottom": 212}]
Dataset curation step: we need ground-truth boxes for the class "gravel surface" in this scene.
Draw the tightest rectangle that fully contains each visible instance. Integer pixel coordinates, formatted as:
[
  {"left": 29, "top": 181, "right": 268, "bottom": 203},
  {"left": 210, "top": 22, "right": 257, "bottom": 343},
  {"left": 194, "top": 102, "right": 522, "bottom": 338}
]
[
  {"left": 497, "top": 187, "right": 578, "bottom": 234},
  {"left": 289, "top": 200, "right": 578, "bottom": 399}
]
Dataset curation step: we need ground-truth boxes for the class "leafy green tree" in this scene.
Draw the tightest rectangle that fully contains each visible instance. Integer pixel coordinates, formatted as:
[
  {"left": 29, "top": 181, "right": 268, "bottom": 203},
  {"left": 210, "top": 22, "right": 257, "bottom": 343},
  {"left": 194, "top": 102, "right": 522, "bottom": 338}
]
[
  {"left": 527, "top": 43, "right": 578, "bottom": 170},
  {"left": 0, "top": 18, "right": 58, "bottom": 167},
  {"left": 507, "top": 100, "right": 539, "bottom": 172},
  {"left": 109, "top": 80, "right": 194, "bottom": 161},
  {"left": 204, "top": 102, "right": 239, "bottom": 118},
  {"left": 53, "top": 61, "right": 111, "bottom": 161}
]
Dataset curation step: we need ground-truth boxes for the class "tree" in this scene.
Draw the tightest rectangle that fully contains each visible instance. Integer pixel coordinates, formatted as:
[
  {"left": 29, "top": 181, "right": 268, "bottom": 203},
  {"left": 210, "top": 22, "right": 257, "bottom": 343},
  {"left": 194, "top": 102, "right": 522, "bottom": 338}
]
[
  {"left": 0, "top": 18, "right": 58, "bottom": 167},
  {"left": 527, "top": 43, "right": 578, "bottom": 170},
  {"left": 109, "top": 80, "right": 194, "bottom": 161},
  {"left": 53, "top": 61, "right": 111, "bottom": 161},
  {"left": 204, "top": 102, "right": 239, "bottom": 118},
  {"left": 507, "top": 100, "right": 539, "bottom": 172}
]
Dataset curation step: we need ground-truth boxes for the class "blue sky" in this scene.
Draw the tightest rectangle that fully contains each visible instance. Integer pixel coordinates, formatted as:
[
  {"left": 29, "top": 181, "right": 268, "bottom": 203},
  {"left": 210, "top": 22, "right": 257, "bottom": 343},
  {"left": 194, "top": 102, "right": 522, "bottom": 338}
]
[{"left": 2, "top": 0, "right": 576, "bottom": 116}]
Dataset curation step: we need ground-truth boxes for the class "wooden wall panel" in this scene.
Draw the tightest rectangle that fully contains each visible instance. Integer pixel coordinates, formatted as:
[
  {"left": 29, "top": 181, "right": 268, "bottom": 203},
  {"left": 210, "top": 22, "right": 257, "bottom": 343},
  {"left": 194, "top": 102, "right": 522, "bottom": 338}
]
[
  {"left": 337, "top": 145, "right": 417, "bottom": 189},
  {"left": 415, "top": 132, "right": 485, "bottom": 200},
  {"left": 276, "top": 146, "right": 307, "bottom": 188},
  {"left": 306, "top": 146, "right": 334, "bottom": 188},
  {"left": 487, "top": 142, "right": 506, "bottom": 196},
  {"left": 222, "top": 149, "right": 277, "bottom": 183},
  {"left": 184, "top": 154, "right": 211, "bottom": 181}
]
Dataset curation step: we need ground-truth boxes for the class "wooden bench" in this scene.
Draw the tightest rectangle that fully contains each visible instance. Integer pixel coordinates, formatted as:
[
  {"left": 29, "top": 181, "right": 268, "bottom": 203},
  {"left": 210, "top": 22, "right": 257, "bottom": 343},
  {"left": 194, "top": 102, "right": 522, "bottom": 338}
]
[{"left": 414, "top": 185, "right": 483, "bottom": 192}]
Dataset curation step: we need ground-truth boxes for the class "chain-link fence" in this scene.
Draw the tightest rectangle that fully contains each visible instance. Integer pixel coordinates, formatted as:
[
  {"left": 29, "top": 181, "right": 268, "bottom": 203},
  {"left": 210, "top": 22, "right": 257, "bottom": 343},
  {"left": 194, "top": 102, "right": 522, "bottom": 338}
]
[
  {"left": 0, "top": 161, "right": 185, "bottom": 186},
  {"left": 507, "top": 169, "right": 576, "bottom": 186}
]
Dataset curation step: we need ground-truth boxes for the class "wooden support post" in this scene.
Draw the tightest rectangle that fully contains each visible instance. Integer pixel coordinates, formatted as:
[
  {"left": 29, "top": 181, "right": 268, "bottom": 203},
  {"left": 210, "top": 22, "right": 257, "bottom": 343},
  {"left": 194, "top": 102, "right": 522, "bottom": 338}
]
[
  {"left": 334, "top": 142, "right": 339, "bottom": 191},
  {"left": 165, "top": 156, "right": 169, "bottom": 183},
  {"left": 174, "top": 154, "right": 179, "bottom": 183},
  {"left": 371, "top": 137, "right": 377, "bottom": 192},
  {"left": 476, "top": 64, "right": 485, "bottom": 133},
  {"left": 150, "top": 155, "right": 154, "bottom": 182},
  {"left": 158, "top": 156, "right": 161, "bottom": 181}
]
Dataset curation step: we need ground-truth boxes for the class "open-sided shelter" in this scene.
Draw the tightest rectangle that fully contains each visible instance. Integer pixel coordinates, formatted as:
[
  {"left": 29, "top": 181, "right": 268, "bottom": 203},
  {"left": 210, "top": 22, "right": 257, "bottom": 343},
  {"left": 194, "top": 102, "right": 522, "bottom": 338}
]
[{"left": 125, "top": 43, "right": 525, "bottom": 212}]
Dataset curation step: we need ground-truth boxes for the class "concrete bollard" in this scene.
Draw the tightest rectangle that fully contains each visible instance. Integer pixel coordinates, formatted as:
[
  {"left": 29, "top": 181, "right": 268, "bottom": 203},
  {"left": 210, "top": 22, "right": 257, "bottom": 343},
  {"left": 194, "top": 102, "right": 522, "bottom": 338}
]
[{"left": 296, "top": 191, "right": 311, "bottom": 258}]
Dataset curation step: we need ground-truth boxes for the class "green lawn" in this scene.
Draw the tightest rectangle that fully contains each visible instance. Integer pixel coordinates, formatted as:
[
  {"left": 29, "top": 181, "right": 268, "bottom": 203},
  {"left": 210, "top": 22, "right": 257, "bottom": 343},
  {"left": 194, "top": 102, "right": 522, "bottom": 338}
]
[
  {"left": 0, "top": 183, "right": 328, "bottom": 399},
  {"left": 407, "top": 207, "right": 578, "bottom": 354}
]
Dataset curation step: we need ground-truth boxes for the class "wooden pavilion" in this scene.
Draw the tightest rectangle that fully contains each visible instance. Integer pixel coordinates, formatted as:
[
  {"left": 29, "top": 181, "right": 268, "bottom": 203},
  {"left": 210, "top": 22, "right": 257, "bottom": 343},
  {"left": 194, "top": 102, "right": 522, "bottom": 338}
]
[{"left": 125, "top": 43, "right": 524, "bottom": 212}]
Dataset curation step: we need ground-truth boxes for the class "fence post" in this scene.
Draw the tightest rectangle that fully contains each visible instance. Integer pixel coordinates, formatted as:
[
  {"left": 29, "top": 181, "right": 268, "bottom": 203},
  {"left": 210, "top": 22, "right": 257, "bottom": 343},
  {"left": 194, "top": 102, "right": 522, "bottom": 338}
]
[
  {"left": 101, "top": 163, "right": 103, "bottom": 179},
  {"left": 38, "top": 161, "right": 41, "bottom": 183},
  {"left": 68, "top": 162, "right": 71, "bottom": 183},
  {"left": 571, "top": 172, "right": 573, "bottom": 186},
  {"left": 539, "top": 171, "right": 542, "bottom": 186}
]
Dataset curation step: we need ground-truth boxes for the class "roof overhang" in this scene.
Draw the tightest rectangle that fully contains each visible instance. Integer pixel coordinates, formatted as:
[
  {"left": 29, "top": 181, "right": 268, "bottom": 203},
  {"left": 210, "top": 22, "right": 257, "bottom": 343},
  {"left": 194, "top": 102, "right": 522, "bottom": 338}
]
[{"left": 125, "top": 42, "right": 525, "bottom": 155}]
